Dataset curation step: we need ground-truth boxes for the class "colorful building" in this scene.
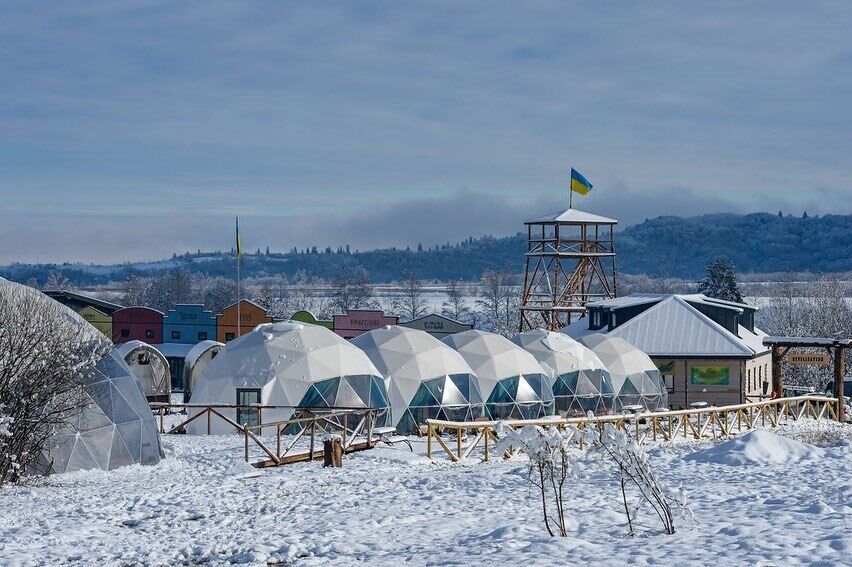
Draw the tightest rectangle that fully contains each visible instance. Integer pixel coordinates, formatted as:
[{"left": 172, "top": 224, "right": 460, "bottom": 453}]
[
  {"left": 399, "top": 313, "right": 473, "bottom": 340},
  {"left": 163, "top": 304, "right": 217, "bottom": 344},
  {"left": 216, "top": 300, "right": 273, "bottom": 343},
  {"left": 333, "top": 309, "right": 399, "bottom": 339},
  {"left": 44, "top": 289, "right": 123, "bottom": 316},
  {"left": 112, "top": 307, "right": 164, "bottom": 344},
  {"left": 78, "top": 306, "right": 113, "bottom": 337}
]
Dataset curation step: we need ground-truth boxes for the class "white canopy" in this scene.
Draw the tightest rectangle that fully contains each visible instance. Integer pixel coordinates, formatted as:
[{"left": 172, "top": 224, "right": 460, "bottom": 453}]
[
  {"left": 188, "top": 322, "right": 389, "bottom": 434},
  {"left": 116, "top": 340, "right": 171, "bottom": 401},
  {"left": 352, "top": 326, "right": 483, "bottom": 433},
  {"left": 183, "top": 340, "right": 224, "bottom": 401},
  {"left": 443, "top": 330, "right": 554, "bottom": 419}
]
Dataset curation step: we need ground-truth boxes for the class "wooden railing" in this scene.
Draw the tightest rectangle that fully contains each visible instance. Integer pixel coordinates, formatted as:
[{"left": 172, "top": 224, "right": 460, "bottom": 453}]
[
  {"left": 150, "top": 402, "right": 387, "bottom": 467},
  {"left": 426, "top": 395, "right": 841, "bottom": 462}
]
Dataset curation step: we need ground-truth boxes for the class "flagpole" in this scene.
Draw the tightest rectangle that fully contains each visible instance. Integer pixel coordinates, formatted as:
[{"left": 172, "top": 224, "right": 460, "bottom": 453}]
[
  {"left": 569, "top": 168, "right": 573, "bottom": 209},
  {"left": 237, "top": 250, "right": 241, "bottom": 337}
]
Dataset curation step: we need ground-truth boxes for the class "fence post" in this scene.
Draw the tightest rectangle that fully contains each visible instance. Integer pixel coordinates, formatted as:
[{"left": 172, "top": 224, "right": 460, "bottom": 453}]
[
  {"left": 427, "top": 423, "right": 432, "bottom": 458},
  {"left": 207, "top": 407, "right": 211, "bottom": 435},
  {"left": 244, "top": 424, "right": 249, "bottom": 462},
  {"left": 456, "top": 427, "right": 462, "bottom": 460},
  {"left": 276, "top": 423, "right": 281, "bottom": 459},
  {"left": 343, "top": 413, "right": 348, "bottom": 448},
  {"left": 483, "top": 427, "right": 489, "bottom": 461},
  {"left": 257, "top": 406, "right": 263, "bottom": 436},
  {"left": 309, "top": 418, "right": 316, "bottom": 460},
  {"left": 159, "top": 406, "right": 165, "bottom": 434}
]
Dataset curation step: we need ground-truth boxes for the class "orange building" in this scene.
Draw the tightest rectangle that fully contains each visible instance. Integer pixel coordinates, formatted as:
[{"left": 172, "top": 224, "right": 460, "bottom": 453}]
[{"left": 216, "top": 300, "right": 273, "bottom": 342}]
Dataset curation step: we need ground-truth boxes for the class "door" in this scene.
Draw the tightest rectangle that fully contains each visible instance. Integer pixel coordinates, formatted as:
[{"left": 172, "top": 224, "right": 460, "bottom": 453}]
[{"left": 236, "top": 388, "right": 262, "bottom": 428}]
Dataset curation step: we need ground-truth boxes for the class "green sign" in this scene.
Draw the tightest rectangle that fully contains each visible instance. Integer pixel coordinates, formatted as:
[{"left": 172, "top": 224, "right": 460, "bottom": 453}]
[{"left": 690, "top": 366, "right": 730, "bottom": 386}]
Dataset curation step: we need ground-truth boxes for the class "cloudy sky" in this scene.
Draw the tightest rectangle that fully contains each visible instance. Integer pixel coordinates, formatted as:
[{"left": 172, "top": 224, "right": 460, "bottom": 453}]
[{"left": 1, "top": 1, "right": 850, "bottom": 264}]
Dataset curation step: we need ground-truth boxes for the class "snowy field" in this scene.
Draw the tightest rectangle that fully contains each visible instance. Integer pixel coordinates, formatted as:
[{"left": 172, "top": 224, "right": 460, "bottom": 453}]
[{"left": 0, "top": 420, "right": 849, "bottom": 566}]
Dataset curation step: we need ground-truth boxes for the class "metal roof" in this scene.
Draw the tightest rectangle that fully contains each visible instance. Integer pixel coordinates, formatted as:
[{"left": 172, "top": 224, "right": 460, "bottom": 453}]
[
  {"left": 581, "top": 295, "right": 768, "bottom": 358},
  {"left": 524, "top": 208, "right": 617, "bottom": 225},
  {"left": 586, "top": 294, "right": 666, "bottom": 310},
  {"left": 763, "top": 336, "right": 852, "bottom": 347}
]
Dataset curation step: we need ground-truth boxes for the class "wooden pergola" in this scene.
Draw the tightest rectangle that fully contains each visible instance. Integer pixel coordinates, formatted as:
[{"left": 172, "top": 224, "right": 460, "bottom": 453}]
[{"left": 763, "top": 336, "right": 850, "bottom": 422}]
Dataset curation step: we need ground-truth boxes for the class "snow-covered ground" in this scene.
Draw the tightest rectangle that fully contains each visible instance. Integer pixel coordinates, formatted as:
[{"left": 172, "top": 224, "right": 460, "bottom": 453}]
[{"left": 0, "top": 420, "right": 849, "bottom": 566}]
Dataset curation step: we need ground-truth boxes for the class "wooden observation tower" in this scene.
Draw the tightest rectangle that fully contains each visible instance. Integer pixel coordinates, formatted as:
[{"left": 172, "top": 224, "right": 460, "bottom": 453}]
[{"left": 519, "top": 208, "right": 618, "bottom": 331}]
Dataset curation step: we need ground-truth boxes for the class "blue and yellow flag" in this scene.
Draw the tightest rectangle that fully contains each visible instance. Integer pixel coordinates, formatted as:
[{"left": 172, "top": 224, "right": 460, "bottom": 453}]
[
  {"left": 570, "top": 168, "right": 593, "bottom": 195},
  {"left": 235, "top": 216, "right": 243, "bottom": 258}
]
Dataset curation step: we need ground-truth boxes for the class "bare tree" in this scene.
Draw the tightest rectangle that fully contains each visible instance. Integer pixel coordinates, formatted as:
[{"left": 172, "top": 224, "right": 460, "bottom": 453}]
[
  {"left": 42, "top": 272, "right": 74, "bottom": 291},
  {"left": 0, "top": 285, "right": 111, "bottom": 485},
  {"left": 477, "top": 267, "right": 519, "bottom": 336},
  {"left": 442, "top": 280, "right": 473, "bottom": 323},
  {"left": 394, "top": 267, "right": 428, "bottom": 322}
]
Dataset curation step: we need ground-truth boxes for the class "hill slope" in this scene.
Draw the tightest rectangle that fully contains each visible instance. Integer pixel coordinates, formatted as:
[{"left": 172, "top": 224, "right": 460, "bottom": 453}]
[{"left": 2, "top": 212, "right": 850, "bottom": 284}]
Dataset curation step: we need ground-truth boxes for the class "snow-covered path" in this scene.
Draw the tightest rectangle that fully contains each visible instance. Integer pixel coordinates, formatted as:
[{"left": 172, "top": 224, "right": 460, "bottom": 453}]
[{"left": 0, "top": 421, "right": 849, "bottom": 566}]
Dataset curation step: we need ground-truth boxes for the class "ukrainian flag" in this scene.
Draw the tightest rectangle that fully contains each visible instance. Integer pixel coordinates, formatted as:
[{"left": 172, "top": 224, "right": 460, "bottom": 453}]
[
  {"left": 235, "top": 216, "right": 242, "bottom": 258},
  {"left": 570, "top": 168, "right": 593, "bottom": 195}
]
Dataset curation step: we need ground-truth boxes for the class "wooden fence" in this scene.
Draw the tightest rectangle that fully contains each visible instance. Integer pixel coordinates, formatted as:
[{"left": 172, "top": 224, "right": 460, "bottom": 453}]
[
  {"left": 151, "top": 402, "right": 387, "bottom": 467},
  {"left": 426, "top": 395, "right": 842, "bottom": 462}
]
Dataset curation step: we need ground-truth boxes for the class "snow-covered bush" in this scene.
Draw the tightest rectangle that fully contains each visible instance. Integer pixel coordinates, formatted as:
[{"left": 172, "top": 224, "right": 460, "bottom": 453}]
[
  {"left": 0, "top": 286, "right": 111, "bottom": 485},
  {"left": 496, "top": 423, "right": 580, "bottom": 537},
  {"left": 579, "top": 422, "right": 692, "bottom": 536}
]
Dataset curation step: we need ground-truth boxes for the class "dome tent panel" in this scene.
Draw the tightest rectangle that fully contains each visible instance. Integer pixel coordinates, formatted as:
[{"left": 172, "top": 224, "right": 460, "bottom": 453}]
[
  {"left": 579, "top": 333, "right": 668, "bottom": 412},
  {"left": 0, "top": 278, "right": 162, "bottom": 475},
  {"left": 512, "top": 330, "right": 615, "bottom": 416},
  {"left": 116, "top": 341, "right": 171, "bottom": 403},
  {"left": 352, "top": 326, "right": 484, "bottom": 433},
  {"left": 187, "top": 322, "right": 389, "bottom": 434},
  {"left": 444, "top": 330, "right": 554, "bottom": 420}
]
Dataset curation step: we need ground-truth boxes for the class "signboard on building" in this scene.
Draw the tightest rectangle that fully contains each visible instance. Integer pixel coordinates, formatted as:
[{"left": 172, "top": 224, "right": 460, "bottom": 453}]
[
  {"left": 399, "top": 313, "right": 473, "bottom": 339},
  {"left": 788, "top": 353, "right": 830, "bottom": 366},
  {"left": 333, "top": 310, "right": 398, "bottom": 339},
  {"left": 690, "top": 365, "right": 730, "bottom": 386}
]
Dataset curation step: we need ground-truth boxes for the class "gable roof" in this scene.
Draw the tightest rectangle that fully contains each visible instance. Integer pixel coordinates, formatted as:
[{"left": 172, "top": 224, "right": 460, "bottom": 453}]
[
  {"left": 524, "top": 208, "right": 617, "bottom": 225},
  {"left": 43, "top": 289, "right": 124, "bottom": 314},
  {"left": 600, "top": 295, "right": 767, "bottom": 358}
]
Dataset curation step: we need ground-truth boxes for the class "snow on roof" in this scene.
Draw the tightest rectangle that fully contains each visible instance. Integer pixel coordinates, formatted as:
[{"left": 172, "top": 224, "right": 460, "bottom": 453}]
[
  {"left": 149, "top": 342, "right": 197, "bottom": 359},
  {"left": 510, "top": 329, "right": 606, "bottom": 375},
  {"left": 184, "top": 340, "right": 225, "bottom": 368},
  {"left": 524, "top": 208, "right": 617, "bottom": 225},
  {"left": 603, "top": 296, "right": 763, "bottom": 357},
  {"left": 117, "top": 340, "right": 170, "bottom": 361},
  {"left": 586, "top": 294, "right": 666, "bottom": 310},
  {"left": 442, "top": 330, "right": 545, "bottom": 381}
]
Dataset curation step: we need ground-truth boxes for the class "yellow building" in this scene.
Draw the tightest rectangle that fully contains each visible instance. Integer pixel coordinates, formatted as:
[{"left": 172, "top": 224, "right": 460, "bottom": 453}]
[{"left": 78, "top": 306, "right": 113, "bottom": 337}]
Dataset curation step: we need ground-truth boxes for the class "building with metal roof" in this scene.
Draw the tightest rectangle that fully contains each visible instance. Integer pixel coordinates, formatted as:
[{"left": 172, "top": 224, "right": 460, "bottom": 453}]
[{"left": 563, "top": 293, "right": 771, "bottom": 407}]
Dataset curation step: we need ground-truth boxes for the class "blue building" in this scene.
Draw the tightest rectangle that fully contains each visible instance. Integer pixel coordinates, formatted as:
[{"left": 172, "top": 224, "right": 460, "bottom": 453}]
[
  {"left": 161, "top": 304, "right": 218, "bottom": 392},
  {"left": 163, "top": 304, "right": 217, "bottom": 345}
]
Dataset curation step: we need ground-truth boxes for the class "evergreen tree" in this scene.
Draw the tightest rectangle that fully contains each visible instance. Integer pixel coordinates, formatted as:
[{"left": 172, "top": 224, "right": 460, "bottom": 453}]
[{"left": 698, "top": 257, "right": 743, "bottom": 302}]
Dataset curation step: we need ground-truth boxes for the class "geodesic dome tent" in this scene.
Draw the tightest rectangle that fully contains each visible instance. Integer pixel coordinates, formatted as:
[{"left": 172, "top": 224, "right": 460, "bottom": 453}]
[
  {"left": 116, "top": 340, "right": 171, "bottom": 403},
  {"left": 443, "top": 330, "right": 554, "bottom": 420},
  {"left": 0, "top": 278, "right": 162, "bottom": 474},
  {"left": 351, "top": 326, "right": 484, "bottom": 434},
  {"left": 511, "top": 329, "right": 615, "bottom": 416},
  {"left": 187, "top": 322, "right": 389, "bottom": 434},
  {"left": 182, "top": 339, "right": 224, "bottom": 403},
  {"left": 579, "top": 334, "right": 668, "bottom": 412}
]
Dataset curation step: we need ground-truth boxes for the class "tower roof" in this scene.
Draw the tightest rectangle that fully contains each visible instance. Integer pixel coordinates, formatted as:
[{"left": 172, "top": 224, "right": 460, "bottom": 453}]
[{"left": 524, "top": 208, "right": 617, "bottom": 225}]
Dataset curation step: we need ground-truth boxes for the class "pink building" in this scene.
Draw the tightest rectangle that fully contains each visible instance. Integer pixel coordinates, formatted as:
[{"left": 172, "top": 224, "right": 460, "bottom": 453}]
[{"left": 333, "top": 310, "right": 398, "bottom": 339}]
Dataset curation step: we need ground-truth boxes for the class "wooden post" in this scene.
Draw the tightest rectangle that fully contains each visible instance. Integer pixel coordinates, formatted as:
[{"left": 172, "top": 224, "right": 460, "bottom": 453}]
[
  {"left": 323, "top": 436, "right": 343, "bottom": 467},
  {"left": 159, "top": 406, "right": 165, "bottom": 434},
  {"left": 835, "top": 346, "right": 846, "bottom": 422},
  {"left": 343, "top": 413, "right": 348, "bottom": 448},
  {"left": 456, "top": 427, "right": 462, "bottom": 460},
  {"left": 427, "top": 423, "right": 432, "bottom": 459},
  {"left": 771, "top": 345, "right": 783, "bottom": 397},
  {"left": 276, "top": 423, "right": 281, "bottom": 459},
  {"left": 309, "top": 418, "right": 316, "bottom": 460},
  {"left": 483, "top": 427, "right": 489, "bottom": 461},
  {"left": 207, "top": 407, "right": 211, "bottom": 435},
  {"left": 244, "top": 424, "right": 249, "bottom": 462}
]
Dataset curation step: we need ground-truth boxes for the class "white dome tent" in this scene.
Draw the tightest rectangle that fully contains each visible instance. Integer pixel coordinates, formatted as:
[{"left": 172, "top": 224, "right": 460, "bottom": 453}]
[
  {"left": 511, "top": 329, "right": 615, "bottom": 416},
  {"left": 351, "top": 326, "right": 484, "bottom": 434},
  {"left": 443, "top": 330, "right": 554, "bottom": 420},
  {"left": 580, "top": 334, "right": 668, "bottom": 412},
  {"left": 187, "top": 322, "right": 390, "bottom": 434},
  {"left": 116, "top": 341, "right": 171, "bottom": 403},
  {"left": 182, "top": 340, "right": 224, "bottom": 403},
  {"left": 0, "top": 278, "right": 162, "bottom": 474}
]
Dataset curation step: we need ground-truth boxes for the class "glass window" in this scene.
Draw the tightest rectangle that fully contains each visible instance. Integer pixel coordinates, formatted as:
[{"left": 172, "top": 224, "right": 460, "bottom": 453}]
[
  {"left": 171, "top": 330, "right": 181, "bottom": 340},
  {"left": 145, "top": 329, "right": 155, "bottom": 339},
  {"left": 120, "top": 328, "right": 130, "bottom": 338},
  {"left": 663, "top": 374, "right": 675, "bottom": 392},
  {"left": 236, "top": 388, "right": 261, "bottom": 427},
  {"left": 225, "top": 332, "right": 235, "bottom": 341},
  {"left": 198, "top": 331, "right": 208, "bottom": 341},
  {"left": 137, "top": 353, "right": 150, "bottom": 365}
]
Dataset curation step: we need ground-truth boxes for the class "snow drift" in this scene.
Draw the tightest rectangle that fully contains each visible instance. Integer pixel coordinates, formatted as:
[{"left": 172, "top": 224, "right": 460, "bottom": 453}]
[{"left": 684, "top": 430, "right": 825, "bottom": 466}]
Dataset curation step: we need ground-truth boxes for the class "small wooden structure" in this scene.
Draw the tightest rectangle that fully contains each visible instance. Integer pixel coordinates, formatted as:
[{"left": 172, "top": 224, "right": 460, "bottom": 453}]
[
  {"left": 520, "top": 208, "right": 617, "bottom": 331},
  {"left": 763, "top": 336, "right": 849, "bottom": 422}
]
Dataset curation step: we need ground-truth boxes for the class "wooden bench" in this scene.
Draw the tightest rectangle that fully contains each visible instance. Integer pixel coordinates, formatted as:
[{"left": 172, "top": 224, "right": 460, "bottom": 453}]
[{"left": 371, "top": 426, "right": 413, "bottom": 451}]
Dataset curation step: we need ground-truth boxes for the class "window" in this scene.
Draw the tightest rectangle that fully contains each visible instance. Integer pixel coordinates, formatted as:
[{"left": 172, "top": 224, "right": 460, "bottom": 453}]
[
  {"left": 663, "top": 374, "right": 675, "bottom": 393},
  {"left": 225, "top": 332, "right": 235, "bottom": 341},
  {"left": 591, "top": 311, "right": 601, "bottom": 328},
  {"left": 236, "top": 388, "right": 261, "bottom": 428},
  {"left": 171, "top": 330, "right": 181, "bottom": 340},
  {"left": 198, "top": 331, "right": 208, "bottom": 341},
  {"left": 137, "top": 353, "right": 150, "bottom": 365},
  {"left": 120, "top": 328, "right": 130, "bottom": 338},
  {"left": 145, "top": 329, "right": 155, "bottom": 339},
  {"left": 211, "top": 350, "right": 219, "bottom": 359}
]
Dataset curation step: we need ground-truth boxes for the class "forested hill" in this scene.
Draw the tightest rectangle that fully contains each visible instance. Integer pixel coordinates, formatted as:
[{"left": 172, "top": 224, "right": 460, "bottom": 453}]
[{"left": 2, "top": 212, "right": 851, "bottom": 285}]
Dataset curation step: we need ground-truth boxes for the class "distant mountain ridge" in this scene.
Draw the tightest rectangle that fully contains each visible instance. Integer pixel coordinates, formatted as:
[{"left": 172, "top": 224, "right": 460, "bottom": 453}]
[{"left": 2, "top": 212, "right": 850, "bottom": 285}]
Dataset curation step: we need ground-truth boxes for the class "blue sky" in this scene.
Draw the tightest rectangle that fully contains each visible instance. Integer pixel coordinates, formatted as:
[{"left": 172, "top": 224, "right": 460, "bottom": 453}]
[{"left": 1, "top": 1, "right": 850, "bottom": 263}]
